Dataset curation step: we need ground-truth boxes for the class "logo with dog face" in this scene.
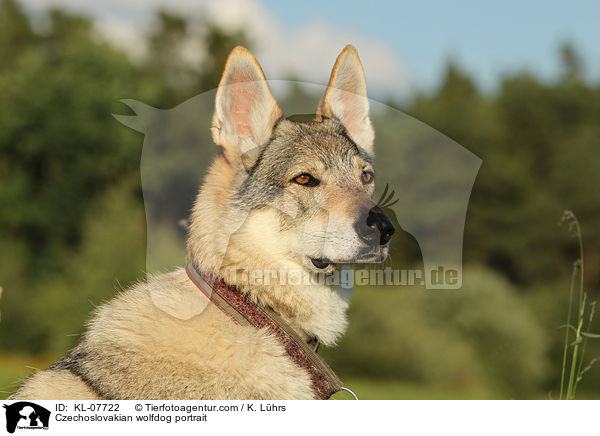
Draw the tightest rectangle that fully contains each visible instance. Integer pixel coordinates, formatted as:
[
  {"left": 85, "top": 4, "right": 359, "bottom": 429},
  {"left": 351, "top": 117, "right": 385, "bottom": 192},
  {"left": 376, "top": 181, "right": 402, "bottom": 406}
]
[{"left": 3, "top": 402, "right": 50, "bottom": 433}]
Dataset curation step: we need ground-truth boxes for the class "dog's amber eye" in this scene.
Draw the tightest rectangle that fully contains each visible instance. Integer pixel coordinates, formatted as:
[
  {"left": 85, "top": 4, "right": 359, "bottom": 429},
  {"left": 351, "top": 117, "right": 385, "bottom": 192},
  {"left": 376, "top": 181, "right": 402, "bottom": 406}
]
[
  {"left": 361, "top": 171, "right": 374, "bottom": 184},
  {"left": 292, "top": 173, "right": 320, "bottom": 187}
]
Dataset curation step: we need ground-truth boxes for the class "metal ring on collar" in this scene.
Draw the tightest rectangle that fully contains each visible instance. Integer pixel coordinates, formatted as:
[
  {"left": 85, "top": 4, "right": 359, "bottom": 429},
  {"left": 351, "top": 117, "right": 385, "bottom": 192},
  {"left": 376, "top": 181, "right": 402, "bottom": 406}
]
[{"left": 339, "top": 386, "right": 359, "bottom": 400}]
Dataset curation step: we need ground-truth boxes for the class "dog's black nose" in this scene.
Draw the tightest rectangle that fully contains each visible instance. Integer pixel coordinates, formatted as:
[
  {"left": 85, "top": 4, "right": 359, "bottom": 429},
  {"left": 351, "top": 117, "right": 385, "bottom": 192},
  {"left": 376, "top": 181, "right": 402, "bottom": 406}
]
[{"left": 355, "top": 205, "right": 395, "bottom": 245}]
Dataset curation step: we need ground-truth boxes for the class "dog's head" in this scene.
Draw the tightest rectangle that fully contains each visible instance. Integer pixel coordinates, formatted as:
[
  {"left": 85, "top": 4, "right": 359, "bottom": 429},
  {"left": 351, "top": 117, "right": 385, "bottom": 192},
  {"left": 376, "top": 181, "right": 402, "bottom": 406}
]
[{"left": 190, "top": 45, "right": 394, "bottom": 275}]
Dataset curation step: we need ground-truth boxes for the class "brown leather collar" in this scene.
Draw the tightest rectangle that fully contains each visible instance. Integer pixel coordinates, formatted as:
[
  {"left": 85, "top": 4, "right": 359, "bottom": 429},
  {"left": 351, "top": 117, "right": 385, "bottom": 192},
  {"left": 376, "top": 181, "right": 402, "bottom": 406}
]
[{"left": 185, "top": 264, "right": 343, "bottom": 399}]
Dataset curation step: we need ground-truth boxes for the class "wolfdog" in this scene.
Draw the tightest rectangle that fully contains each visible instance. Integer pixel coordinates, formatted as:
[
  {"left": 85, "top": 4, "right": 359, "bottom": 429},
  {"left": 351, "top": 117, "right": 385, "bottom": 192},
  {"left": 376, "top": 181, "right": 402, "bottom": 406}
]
[{"left": 11, "top": 45, "right": 394, "bottom": 400}]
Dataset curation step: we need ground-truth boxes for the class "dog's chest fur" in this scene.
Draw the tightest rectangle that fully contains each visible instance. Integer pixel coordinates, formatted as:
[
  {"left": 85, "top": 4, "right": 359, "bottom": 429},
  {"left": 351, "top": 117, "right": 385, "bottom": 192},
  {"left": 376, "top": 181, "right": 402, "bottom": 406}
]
[{"left": 14, "top": 269, "right": 317, "bottom": 400}]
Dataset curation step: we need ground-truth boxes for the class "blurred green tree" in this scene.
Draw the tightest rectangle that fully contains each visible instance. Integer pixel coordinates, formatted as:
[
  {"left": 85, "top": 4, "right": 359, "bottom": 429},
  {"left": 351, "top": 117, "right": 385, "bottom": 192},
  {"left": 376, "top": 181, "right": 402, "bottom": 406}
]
[
  {"left": 0, "top": 0, "right": 34, "bottom": 71},
  {"left": 146, "top": 10, "right": 249, "bottom": 105},
  {"left": 0, "top": 3, "right": 153, "bottom": 351}
]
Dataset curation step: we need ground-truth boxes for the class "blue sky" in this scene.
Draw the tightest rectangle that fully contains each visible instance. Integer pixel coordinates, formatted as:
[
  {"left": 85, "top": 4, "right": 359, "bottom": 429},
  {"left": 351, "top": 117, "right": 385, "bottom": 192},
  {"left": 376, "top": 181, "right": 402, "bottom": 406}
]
[
  {"left": 260, "top": 0, "right": 600, "bottom": 92},
  {"left": 20, "top": 0, "right": 600, "bottom": 98}
]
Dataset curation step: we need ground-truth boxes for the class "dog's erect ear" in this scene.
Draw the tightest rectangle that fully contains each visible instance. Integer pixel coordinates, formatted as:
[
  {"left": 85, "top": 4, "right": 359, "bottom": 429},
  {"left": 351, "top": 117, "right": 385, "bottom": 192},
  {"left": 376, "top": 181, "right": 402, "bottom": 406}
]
[
  {"left": 317, "top": 45, "right": 374, "bottom": 154},
  {"left": 212, "top": 46, "right": 282, "bottom": 169}
]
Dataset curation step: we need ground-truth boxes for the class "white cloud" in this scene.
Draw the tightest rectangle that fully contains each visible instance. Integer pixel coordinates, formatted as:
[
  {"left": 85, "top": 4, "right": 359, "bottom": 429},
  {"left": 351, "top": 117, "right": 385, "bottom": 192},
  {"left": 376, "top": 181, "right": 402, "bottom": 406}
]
[
  {"left": 203, "top": 0, "right": 412, "bottom": 99},
  {"left": 20, "top": 0, "right": 413, "bottom": 99},
  {"left": 94, "top": 17, "right": 149, "bottom": 61}
]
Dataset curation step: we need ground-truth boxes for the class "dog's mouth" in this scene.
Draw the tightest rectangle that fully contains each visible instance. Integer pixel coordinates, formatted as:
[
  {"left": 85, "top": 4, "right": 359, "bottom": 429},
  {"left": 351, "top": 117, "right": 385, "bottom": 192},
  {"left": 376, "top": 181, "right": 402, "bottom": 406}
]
[
  {"left": 310, "top": 257, "right": 332, "bottom": 269},
  {"left": 308, "top": 247, "right": 389, "bottom": 271}
]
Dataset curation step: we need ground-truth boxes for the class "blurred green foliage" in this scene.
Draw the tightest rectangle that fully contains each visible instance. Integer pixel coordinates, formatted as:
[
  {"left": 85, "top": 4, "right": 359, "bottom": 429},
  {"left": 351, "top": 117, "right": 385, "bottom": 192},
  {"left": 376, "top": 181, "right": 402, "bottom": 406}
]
[
  {"left": 0, "top": 0, "right": 599, "bottom": 398},
  {"left": 322, "top": 266, "right": 550, "bottom": 398}
]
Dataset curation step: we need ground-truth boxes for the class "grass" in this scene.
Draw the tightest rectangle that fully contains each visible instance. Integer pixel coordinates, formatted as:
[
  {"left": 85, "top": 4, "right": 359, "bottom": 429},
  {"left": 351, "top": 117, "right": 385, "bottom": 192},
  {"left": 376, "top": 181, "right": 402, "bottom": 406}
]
[
  {"left": 331, "top": 377, "right": 502, "bottom": 400},
  {"left": 559, "top": 211, "right": 599, "bottom": 399}
]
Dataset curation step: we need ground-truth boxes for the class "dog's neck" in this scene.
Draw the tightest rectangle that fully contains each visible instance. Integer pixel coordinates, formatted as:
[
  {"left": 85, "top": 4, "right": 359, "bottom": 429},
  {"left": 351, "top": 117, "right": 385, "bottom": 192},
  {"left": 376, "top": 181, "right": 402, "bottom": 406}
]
[{"left": 186, "top": 156, "right": 349, "bottom": 346}]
